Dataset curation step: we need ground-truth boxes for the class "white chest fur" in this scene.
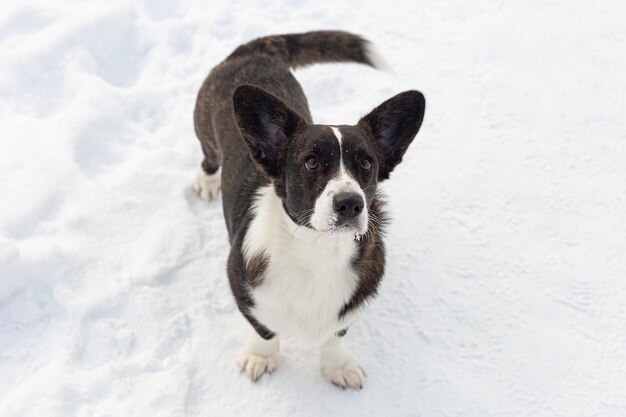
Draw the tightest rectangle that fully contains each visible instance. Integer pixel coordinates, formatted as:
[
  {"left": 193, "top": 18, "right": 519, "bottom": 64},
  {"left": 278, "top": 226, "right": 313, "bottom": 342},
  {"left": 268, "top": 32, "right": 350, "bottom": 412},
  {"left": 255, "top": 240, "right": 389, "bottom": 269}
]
[{"left": 243, "top": 186, "right": 361, "bottom": 344}]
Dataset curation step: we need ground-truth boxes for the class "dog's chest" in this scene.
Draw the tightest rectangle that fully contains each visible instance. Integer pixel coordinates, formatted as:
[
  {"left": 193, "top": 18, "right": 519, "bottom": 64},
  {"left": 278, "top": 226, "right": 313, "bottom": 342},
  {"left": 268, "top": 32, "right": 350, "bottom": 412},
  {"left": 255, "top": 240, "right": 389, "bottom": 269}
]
[
  {"left": 251, "top": 240, "right": 358, "bottom": 343},
  {"left": 243, "top": 187, "right": 360, "bottom": 343}
]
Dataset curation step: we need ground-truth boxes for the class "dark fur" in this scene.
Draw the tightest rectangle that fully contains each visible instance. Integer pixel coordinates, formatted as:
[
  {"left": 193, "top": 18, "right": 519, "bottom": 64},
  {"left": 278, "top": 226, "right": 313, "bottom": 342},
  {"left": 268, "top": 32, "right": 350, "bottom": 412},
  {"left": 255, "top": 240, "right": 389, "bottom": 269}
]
[
  {"left": 340, "top": 195, "right": 388, "bottom": 319},
  {"left": 227, "top": 31, "right": 377, "bottom": 69},
  {"left": 193, "top": 31, "right": 425, "bottom": 340},
  {"left": 245, "top": 252, "right": 269, "bottom": 288}
]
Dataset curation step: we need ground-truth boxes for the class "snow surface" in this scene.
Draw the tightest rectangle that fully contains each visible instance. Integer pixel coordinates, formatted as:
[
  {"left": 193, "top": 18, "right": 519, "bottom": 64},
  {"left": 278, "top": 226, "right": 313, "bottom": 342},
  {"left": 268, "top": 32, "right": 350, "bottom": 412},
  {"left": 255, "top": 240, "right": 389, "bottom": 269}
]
[{"left": 1, "top": 1, "right": 626, "bottom": 416}]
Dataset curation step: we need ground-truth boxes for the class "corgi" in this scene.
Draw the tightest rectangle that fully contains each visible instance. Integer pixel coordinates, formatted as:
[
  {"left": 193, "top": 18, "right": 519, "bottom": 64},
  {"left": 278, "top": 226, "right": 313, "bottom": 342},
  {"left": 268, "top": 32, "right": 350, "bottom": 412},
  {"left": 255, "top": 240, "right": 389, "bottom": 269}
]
[{"left": 193, "top": 31, "right": 425, "bottom": 389}]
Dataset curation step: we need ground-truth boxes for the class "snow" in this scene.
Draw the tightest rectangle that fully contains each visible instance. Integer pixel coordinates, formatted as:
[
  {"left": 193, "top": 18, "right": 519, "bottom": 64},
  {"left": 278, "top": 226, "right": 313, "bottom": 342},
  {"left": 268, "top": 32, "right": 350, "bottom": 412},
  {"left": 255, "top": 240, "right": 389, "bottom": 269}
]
[{"left": 1, "top": 0, "right": 625, "bottom": 416}]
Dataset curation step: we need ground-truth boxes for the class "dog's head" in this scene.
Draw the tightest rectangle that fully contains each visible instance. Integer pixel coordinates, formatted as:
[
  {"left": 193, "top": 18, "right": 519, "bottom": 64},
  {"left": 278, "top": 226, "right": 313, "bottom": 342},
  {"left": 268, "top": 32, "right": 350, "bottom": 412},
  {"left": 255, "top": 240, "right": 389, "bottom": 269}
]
[{"left": 233, "top": 84, "right": 425, "bottom": 235}]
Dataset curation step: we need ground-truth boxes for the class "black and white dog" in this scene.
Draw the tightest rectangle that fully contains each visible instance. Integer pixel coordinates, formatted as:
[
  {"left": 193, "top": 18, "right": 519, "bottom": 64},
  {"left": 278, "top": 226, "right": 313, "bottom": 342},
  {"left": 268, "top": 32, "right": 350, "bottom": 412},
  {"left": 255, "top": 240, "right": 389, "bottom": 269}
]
[{"left": 193, "top": 31, "right": 425, "bottom": 389}]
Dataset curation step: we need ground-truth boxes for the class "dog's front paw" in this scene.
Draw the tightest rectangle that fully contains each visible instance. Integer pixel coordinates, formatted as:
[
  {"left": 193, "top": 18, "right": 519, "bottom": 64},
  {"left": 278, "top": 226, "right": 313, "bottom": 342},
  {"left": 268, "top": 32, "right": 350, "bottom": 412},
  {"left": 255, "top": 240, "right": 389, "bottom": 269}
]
[
  {"left": 237, "top": 352, "right": 278, "bottom": 383},
  {"left": 322, "top": 359, "right": 366, "bottom": 390},
  {"left": 193, "top": 166, "right": 221, "bottom": 202}
]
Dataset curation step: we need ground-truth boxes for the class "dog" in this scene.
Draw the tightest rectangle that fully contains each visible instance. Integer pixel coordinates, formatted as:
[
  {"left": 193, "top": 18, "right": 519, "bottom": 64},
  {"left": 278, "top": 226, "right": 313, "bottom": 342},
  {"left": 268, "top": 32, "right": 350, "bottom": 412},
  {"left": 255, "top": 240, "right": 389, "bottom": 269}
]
[{"left": 192, "top": 31, "right": 425, "bottom": 390}]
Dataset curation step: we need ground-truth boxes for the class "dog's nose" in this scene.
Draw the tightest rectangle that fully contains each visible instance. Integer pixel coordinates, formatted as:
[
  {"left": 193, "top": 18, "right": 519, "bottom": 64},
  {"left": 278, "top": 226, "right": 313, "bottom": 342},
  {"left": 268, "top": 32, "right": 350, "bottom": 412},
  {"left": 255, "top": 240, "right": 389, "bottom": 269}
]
[{"left": 333, "top": 193, "right": 364, "bottom": 219}]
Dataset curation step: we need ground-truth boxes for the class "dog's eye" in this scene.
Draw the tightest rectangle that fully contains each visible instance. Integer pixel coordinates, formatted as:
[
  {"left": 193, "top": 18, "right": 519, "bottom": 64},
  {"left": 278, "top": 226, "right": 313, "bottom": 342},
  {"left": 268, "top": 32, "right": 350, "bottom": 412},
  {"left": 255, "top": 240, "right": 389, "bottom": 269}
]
[
  {"left": 305, "top": 157, "right": 319, "bottom": 171},
  {"left": 361, "top": 158, "right": 373, "bottom": 171}
]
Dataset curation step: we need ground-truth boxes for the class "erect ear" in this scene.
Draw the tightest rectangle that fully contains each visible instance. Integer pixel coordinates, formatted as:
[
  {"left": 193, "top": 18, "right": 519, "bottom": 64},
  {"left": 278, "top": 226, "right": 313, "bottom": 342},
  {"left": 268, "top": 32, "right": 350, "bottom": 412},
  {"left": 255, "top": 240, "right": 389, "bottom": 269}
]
[
  {"left": 233, "top": 84, "right": 305, "bottom": 177},
  {"left": 358, "top": 90, "right": 425, "bottom": 181}
]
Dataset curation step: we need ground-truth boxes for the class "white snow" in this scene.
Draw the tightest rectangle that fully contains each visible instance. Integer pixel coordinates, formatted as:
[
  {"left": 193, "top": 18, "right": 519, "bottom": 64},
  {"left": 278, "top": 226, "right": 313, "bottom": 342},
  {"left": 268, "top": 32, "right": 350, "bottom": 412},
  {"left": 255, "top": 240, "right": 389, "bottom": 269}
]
[{"left": 1, "top": 0, "right": 625, "bottom": 416}]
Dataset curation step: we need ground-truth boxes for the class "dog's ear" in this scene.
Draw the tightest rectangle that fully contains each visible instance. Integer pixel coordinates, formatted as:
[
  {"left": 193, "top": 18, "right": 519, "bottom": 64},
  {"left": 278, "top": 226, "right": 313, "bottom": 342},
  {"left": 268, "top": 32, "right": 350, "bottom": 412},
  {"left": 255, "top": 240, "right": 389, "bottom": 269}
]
[
  {"left": 358, "top": 90, "right": 425, "bottom": 181},
  {"left": 233, "top": 84, "right": 305, "bottom": 177}
]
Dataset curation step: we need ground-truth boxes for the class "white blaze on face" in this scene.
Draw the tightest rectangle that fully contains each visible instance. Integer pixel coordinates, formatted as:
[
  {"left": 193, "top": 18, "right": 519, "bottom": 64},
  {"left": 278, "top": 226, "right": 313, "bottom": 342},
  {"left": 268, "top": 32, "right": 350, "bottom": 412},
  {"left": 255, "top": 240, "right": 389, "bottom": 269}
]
[{"left": 309, "top": 127, "right": 369, "bottom": 234}]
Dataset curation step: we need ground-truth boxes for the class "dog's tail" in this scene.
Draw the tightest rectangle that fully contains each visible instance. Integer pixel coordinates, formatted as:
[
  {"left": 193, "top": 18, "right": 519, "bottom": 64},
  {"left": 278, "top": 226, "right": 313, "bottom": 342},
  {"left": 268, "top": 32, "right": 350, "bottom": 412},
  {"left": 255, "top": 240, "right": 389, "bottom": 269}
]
[{"left": 227, "top": 30, "right": 389, "bottom": 70}]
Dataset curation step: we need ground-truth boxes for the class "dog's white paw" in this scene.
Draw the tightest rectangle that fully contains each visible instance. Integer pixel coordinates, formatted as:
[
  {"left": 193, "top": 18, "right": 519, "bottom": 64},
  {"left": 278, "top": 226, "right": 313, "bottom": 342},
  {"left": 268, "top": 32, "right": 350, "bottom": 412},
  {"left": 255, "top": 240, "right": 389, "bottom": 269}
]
[
  {"left": 322, "top": 359, "right": 366, "bottom": 390},
  {"left": 237, "top": 331, "right": 280, "bottom": 383},
  {"left": 321, "top": 336, "right": 366, "bottom": 390},
  {"left": 193, "top": 166, "right": 221, "bottom": 202},
  {"left": 237, "top": 352, "right": 278, "bottom": 383}
]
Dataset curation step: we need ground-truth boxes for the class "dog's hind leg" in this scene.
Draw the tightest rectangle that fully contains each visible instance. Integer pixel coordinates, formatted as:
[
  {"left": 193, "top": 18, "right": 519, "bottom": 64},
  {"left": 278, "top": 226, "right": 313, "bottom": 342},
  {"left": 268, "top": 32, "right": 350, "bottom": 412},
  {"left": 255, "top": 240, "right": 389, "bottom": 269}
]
[
  {"left": 193, "top": 86, "right": 222, "bottom": 202},
  {"left": 193, "top": 142, "right": 222, "bottom": 202}
]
